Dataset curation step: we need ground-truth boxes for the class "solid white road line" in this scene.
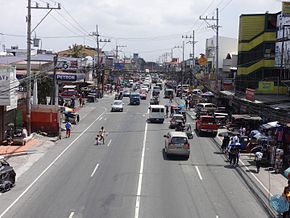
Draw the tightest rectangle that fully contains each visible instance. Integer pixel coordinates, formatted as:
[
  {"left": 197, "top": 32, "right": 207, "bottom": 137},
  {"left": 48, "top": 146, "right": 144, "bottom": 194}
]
[
  {"left": 0, "top": 109, "right": 107, "bottom": 218},
  {"left": 90, "top": 163, "right": 100, "bottom": 178},
  {"left": 134, "top": 122, "right": 148, "bottom": 218},
  {"left": 68, "top": 211, "right": 75, "bottom": 218},
  {"left": 239, "top": 159, "right": 273, "bottom": 197},
  {"left": 195, "top": 166, "right": 203, "bottom": 180},
  {"left": 99, "top": 117, "right": 103, "bottom": 121},
  {"left": 107, "top": 139, "right": 112, "bottom": 147}
]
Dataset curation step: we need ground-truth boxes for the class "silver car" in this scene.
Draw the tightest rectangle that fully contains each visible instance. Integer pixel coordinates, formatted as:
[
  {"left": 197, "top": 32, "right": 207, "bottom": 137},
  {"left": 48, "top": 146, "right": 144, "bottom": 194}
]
[
  {"left": 111, "top": 100, "right": 124, "bottom": 112},
  {"left": 163, "top": 131, "right": 190, "bottom": 159}
]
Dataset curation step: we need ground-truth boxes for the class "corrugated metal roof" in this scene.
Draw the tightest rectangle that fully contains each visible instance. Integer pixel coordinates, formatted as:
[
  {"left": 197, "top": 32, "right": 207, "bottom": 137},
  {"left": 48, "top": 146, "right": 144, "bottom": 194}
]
[{"left": 0, "top": 56, "right": 26, "bottom": 65}]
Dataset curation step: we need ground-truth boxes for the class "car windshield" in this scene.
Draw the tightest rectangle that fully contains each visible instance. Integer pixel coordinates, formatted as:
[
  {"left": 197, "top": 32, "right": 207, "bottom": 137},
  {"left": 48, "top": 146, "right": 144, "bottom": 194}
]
[
  {"left": 113, "top": 101, "right": 122, "bottom": 105},
  {"left": 201, "top": 117, "right": 216, "bottom": 123},
  {"left": 171, "top": 137, "right": 187, "bottom": 144}
]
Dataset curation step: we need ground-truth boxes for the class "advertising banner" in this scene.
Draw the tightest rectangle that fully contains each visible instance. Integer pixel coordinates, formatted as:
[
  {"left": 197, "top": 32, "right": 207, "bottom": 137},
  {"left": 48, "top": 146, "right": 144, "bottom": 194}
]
[
  {"left": 0, "top": 66, "right": 19, "bottom": 107},
  {"left": 258, "top": 81, "right": 274, "bottom": 92},
  {"left": 275, "top": 14, "right": 290, "bottom": 66},
  {"left": 283, "top": 2, "right": 290, "bottom": 16}
]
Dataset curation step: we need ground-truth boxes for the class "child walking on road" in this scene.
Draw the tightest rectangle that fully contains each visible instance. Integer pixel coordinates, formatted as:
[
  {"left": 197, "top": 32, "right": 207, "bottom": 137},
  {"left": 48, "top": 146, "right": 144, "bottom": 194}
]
[{"left": 65, "top": 121, "right": 72, "bottom": 138}]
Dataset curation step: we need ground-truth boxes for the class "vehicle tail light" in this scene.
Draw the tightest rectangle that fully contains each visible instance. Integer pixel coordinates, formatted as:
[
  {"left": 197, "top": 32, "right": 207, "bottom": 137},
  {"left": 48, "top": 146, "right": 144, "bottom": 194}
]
[{"left": 184, "top": 143, "right": 190, "bottom": 149}]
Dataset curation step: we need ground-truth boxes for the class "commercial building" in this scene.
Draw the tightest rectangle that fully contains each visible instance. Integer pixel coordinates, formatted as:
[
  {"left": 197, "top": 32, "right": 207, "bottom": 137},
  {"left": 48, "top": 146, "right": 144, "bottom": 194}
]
[{"left": 236, "top": 12, "right": 288, "bottom": 95}]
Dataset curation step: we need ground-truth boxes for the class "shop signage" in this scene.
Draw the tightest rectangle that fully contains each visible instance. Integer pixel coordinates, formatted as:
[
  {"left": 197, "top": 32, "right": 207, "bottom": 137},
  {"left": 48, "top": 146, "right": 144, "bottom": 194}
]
[
  {"left": 56, "top": 74, "right": 77, "bottom": 81},
  {"left": 246, "top": 88, "right": 255, "bottom": 101},
  {"left": 258, "top": 81, "right": 274, "bottom": 91}
]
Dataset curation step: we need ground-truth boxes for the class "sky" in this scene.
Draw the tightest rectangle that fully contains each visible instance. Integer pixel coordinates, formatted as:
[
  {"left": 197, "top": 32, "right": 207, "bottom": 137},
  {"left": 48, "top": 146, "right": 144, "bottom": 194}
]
[{"left": 0, "top": 0, "right": 283, "bottom": 62}]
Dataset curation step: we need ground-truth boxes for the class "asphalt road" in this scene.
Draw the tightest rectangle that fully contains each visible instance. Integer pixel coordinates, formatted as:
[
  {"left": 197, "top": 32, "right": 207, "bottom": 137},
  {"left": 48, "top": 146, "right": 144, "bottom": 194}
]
[{"left": 0, "top": 89, "right": 273, "bottom": 218}]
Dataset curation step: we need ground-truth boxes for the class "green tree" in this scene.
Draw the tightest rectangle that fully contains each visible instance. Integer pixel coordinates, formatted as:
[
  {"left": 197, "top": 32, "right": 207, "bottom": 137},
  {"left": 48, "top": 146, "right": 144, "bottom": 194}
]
[
  {"left": 37, "top": 74, "right": 53, "bottom": 104},
  {"left": 69, "top": 44, "right": 83, "bottom": 58}
]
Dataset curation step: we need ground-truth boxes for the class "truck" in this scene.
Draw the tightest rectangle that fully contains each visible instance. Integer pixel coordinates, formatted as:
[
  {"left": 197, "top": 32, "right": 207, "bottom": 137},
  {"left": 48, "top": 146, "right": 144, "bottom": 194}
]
[{"left": 195, "top": 115, "right": 218, "bottom": 137}]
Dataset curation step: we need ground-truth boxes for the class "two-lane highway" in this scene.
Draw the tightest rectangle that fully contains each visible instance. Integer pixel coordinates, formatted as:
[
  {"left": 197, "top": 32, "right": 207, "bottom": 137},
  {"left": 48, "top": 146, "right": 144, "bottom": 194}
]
[{"left": 0, "top": 90, "right": 272, "bottom": 218}]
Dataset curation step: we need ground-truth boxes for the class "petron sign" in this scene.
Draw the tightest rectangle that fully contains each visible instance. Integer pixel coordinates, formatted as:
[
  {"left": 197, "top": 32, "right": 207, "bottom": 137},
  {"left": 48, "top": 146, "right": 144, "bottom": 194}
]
[{"left": 55, "top": 74, "right": 77, "bottom": 81}]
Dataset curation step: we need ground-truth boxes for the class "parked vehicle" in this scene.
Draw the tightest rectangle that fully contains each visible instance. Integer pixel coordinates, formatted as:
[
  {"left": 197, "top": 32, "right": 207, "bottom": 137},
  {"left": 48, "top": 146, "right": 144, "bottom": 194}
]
[
  {"left": 148, "top": 105, "right": 165, "bottom": 123},
  {"left": 111, "top": 100, "right": 124, "bottom": 112},
  {"left": 0, "top": 157, "right": 16, "bottom": 192},
  {"left": 163, "top": 131, "right": 190, "bottom": 159},
  {"left": 60, "top": 89, "right": 81, "bottom": 98},
  {"left": 195, "top": 115, "right": 218, "bottom": 136},
  {"left": 129, "top": 93, "right": 141, "bottom": 105}
]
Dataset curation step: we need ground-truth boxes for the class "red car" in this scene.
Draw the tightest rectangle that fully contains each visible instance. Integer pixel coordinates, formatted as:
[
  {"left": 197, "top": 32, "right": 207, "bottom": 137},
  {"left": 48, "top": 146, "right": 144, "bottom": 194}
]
[
  {"left": 195, "top": 115, "right": 218, "bottom": 137},
  {"left": 60, "top": 90, "right": 81, "bottom": 98}
]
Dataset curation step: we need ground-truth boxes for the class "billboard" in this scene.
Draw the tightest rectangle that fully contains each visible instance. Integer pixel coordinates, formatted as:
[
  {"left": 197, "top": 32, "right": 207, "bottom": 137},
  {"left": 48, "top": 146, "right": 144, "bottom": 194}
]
[
  {"left": 275, "top": 14, "right": 290, "bottom": 67},
  {"left": 0, "top": 66, "right": 19, "bottom": 108},
  {"left": 283, "top": 1, "right": 290, "bottom": 16}
]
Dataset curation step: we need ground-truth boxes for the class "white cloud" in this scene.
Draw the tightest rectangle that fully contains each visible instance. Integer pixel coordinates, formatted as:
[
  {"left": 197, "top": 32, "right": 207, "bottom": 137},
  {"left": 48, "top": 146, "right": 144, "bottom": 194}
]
[{"left": 0, "top": 0, "right": 283, "bottom": 61}]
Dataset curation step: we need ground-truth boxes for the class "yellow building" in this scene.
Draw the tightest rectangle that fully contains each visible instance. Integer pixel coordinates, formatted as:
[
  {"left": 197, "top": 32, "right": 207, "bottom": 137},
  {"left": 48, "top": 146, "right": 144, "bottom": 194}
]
[{"left": 236, "top": 12, "right": 287, "bottom": 94}]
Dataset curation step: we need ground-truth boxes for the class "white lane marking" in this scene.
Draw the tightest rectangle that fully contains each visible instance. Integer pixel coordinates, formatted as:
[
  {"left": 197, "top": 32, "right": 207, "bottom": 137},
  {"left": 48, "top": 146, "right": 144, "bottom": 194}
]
[
  {"left": 68, "top": 211, "right": 75, "bottom": 218},
  {"left": 195, "top": 166, "right": 203, "bottom": 180},
  {"left": 216, "top": 216, "right": 219, "bottom": 218},
  {"left": 0, "top": 109, "right": 107, "bottom": 218},
  {"left": 90, "top": 163, "right": 100, "bottom": 177},
  {"left": 215, "top": 134, "right": 273, "bottom": 197},
  {"left": 107, "top": 139, "right": 112, "bottom": 147},
  {"left": 134, "top": 122, "right": 148, "bottom": 218},
  {"left": 99, "top": 117, "right": 103, "bottom": 121},
  {"left": 239, "top": 159, "right": 273, "bottom": 197}
]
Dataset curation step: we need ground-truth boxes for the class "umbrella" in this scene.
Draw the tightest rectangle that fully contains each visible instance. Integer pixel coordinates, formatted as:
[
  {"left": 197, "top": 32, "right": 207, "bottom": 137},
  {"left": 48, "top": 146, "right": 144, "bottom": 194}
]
[
  {"left": 178, "top": 103, "right": 185, "bottom": 108},
  {"left": 270, "top": 194, "right": 289, "bottom": 213},
  {"left": 201, "top": 91, "right": 214, "bottom": 97},
  {"left": 249, "top": 130, "right": 260, "bottom": 137}
]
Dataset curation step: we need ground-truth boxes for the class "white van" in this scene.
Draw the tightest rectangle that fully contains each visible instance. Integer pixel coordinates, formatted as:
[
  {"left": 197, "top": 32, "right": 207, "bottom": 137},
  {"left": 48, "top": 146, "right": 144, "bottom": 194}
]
[{"left": 148, "top": 105, "right": 165, "bottom": 123}]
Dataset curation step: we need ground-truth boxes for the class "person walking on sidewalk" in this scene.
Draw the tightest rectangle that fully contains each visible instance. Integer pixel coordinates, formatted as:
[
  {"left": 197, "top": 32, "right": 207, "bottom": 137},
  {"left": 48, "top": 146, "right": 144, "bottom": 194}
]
[
  {"left": 65, "top": 121, "right": 72, "bottom": 138},
  {"left": 282, "top": 180, "right": 290, "bottom": 218},
  {"left": 255, "top": 151, "right": 263, "bottom": 173}
]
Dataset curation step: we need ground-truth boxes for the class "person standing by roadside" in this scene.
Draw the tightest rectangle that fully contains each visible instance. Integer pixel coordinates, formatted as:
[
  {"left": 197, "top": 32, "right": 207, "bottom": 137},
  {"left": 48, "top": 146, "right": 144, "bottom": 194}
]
[
  {"left": 65, "top": 120, "right": 72, "bottom": 138},
  {"left": 255, "top": 151, "right": 263, "bottom": 173},
  {"left": 282, "top": 180, "right": 290, "bottom": 218},
  {"left": 185, "top": 99, "right": 188, "bottom": 110}
]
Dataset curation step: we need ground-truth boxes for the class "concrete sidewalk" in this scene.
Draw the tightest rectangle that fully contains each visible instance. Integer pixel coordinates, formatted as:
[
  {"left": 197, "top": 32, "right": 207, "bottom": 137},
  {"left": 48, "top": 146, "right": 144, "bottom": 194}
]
[{"left": 174, "top": 97, "right": 287, "bottom": 198}]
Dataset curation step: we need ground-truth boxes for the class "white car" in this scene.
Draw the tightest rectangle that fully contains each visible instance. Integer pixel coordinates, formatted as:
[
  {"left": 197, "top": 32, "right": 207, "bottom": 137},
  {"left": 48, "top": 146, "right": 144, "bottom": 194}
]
[{"left": 111, "top": 100, "right": 124, "bottom": 112}]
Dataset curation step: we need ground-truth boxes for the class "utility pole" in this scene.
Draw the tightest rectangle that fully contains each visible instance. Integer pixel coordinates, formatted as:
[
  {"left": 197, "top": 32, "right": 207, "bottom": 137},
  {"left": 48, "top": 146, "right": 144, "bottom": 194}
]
[
  {"left": 52, "top": 54, "right": 58, "bottom": 105},
  {"left": 26, "top": 0, "right": 60, "bottom": 135},
  {"left": 200, "top": 8, "right": 220, "bottom": 88},
  {"left": 91, "top": 25, "right": 110, "bottom": 97},
  {"left": 182, "top": 31, "right": 197, "bottom": 64},
  {"left": 26, "top": 0, "right": 32, "bottom": 135}
]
